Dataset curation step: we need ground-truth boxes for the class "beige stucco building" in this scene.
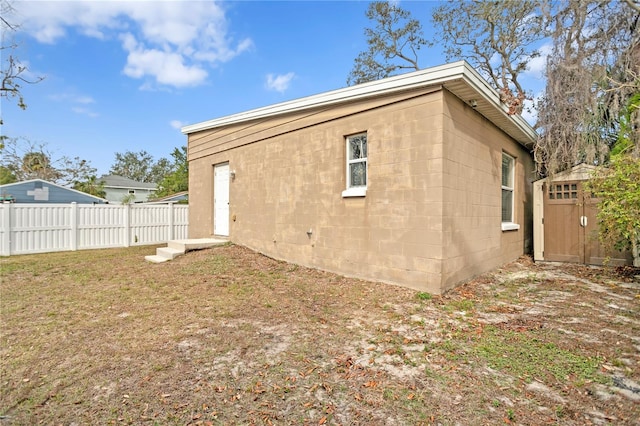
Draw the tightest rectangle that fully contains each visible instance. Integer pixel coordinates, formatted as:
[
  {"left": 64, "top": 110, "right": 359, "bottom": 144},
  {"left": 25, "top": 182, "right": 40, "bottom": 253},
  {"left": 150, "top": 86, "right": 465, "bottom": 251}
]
[{"left": 182, "top": 62, "right": 536, "bottom": 294}]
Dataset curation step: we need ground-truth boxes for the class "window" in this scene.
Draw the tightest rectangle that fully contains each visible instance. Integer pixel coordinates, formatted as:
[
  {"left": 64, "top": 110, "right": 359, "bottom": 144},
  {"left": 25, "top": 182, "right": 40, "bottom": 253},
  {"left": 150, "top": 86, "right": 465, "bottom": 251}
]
[
  {"left": 128, "top": 190, "right": 135, "bottom": 194},
  {"left": 342, "top": 133, "right": 367, "bottom": 197},
  {"left": 549, "top": 183, "right": 578, "bottom": 200},
  {"left": 501, "top": 153, "right": 519, "bottom": 231}
]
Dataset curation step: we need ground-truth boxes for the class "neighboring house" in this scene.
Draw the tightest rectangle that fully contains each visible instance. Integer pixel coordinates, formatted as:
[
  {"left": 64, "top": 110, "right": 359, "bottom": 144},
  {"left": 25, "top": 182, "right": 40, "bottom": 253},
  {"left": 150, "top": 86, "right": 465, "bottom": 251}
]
[
  {"left": 533, "top": 164, "right": 632, "bottom": 266},
  {"left": 0, "top": 179, "right": 108, "bottom": 204},
  {"left": 182, "top": 61, "right": 537, "bottom": 294},
  {"left": 100, "top": 174, "right": 157, "bottom": 204}
]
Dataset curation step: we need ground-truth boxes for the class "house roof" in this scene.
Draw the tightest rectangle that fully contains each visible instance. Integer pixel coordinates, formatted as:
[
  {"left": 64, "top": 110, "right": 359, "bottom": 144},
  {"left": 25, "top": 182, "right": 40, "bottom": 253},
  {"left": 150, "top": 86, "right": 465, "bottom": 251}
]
[
  {"left": 534, "top": 163, "right": 597, "bottom": 183},
  {"left": 0, "top": 179, "right": 108, "bottom": 203},
  {"left": 182, "top": 61, "right": 537, "bottom": 148},
  {"left": 145, "top": 191, "right": 188, "bottom": 204},
  {"left": 99, "top": 174, "right": 157, "bottom": 190}
]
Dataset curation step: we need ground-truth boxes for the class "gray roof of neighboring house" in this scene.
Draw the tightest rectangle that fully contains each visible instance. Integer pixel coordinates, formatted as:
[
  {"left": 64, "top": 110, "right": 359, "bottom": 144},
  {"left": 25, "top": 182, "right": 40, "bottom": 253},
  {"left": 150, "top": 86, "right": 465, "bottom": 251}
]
[
  {"left": 0, "top": 179, "right": 108, "bottom": 204},
  {"left": 99, "top": 174, "right": 157, "bottom": 190},
  {"left": 145, "top": 191, "right": 188, "bottom": 204}
]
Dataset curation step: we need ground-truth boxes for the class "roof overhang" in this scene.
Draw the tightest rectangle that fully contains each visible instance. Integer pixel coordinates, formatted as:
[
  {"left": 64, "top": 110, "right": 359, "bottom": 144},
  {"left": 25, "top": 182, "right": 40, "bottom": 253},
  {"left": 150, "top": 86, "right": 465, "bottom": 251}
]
[{"left": 182, "top": 61, "right": 537, "bottom": 149}]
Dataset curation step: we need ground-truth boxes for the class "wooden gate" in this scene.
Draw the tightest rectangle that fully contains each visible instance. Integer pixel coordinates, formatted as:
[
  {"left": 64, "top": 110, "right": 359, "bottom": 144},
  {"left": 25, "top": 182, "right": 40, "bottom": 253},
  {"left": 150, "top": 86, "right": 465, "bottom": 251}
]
[{"left": 543, "top": 180, "right": 630, "bottom": 265}]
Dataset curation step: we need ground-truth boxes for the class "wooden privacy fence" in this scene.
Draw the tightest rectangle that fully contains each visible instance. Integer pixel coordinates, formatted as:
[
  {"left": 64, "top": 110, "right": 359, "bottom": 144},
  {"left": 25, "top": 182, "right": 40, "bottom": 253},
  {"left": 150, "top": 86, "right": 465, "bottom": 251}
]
[{"left": 0, "top": 203, "right": 188, "bottom": 256}]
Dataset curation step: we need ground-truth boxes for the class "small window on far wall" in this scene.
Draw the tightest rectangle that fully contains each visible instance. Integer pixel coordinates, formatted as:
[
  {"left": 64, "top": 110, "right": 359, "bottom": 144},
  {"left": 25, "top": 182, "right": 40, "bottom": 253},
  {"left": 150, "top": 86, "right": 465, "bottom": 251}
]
[
  {"left": 501, "top": 152, "right": 519, "bottom": 230},
  {"left": 342, "top": 133, "right": 367, "bottom": 197},
  {"left": 128, "top": 190, "right": 135, "bottom": 194}
]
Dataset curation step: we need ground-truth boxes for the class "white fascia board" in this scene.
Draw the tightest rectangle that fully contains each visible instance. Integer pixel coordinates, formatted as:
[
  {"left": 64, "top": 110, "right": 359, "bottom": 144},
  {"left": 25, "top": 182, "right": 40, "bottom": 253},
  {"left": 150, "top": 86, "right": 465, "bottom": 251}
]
[
  {"left": 182, "top": 60, "right": 537, "bottom": 147},
  {"left": 456, "top": 61, "right": 537, "bottom": 145},
  {"left": 106, "top": 185, "right": 156, "bottom": 191},
  {"left": 182, "top": 62, "right": 469, "bottom": 135}
]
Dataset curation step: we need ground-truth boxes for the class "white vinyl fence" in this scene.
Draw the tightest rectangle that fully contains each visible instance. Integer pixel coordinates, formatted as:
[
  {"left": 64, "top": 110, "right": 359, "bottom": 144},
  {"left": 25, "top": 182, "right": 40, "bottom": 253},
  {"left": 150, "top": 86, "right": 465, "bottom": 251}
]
[{"left": 0, "top": 203, "right": 188, "bottom": 256}]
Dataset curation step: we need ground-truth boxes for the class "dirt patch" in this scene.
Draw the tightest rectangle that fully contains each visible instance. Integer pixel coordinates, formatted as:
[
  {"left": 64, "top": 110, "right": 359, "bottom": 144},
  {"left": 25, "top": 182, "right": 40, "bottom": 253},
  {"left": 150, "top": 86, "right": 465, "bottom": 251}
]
[{"left": 1, "top": 245, "right": 638, "bottom": 425}]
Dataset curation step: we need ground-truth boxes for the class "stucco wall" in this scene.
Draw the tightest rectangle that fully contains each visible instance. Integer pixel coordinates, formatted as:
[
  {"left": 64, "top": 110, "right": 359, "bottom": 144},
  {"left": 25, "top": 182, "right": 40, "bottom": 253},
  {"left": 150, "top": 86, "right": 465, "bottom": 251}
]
[{"left": 188, "top": 87, "right": 533, "bottom": 294}]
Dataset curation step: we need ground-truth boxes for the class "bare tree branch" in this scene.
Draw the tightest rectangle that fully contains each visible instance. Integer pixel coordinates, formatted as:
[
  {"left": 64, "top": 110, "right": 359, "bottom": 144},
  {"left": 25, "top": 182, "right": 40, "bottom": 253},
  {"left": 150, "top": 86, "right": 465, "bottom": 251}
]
[
  {"left": 432, "top": 0, "right": 546, "bottom": 115},
  {"left": 347, "top": 2, "right": 427, "bottom": 86},
  {"left": 1, "top": 0, "right": 45, "bottom": 111},
  {"left": 535, "top": 0, "right": 640, "bottom": 176}
]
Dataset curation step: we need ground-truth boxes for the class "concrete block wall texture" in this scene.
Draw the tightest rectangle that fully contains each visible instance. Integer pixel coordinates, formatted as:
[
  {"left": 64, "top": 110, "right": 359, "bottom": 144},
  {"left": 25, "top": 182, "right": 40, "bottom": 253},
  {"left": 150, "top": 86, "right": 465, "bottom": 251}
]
[
  {"left": 439, "top": 90, "right": 534, "bottom": 291},
  {"left": 187, "top": 87, "right": 533, "bottom": 294}
]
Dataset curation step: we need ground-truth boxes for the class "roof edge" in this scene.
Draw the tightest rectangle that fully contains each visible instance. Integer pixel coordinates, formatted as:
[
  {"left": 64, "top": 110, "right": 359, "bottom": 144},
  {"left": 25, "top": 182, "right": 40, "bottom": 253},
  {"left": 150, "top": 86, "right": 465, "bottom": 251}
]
[
  {"left": 0, "top": 178, "right": 109, "bottom": 202},
  {"left": 182, "top": 61, "right": 537, "bottom": 147},
  {"left": 453, "top": 62, "right": 537, "bottom": 146},
  {"left": 182, "top": 61, "right": 470, "bottom": 135}
]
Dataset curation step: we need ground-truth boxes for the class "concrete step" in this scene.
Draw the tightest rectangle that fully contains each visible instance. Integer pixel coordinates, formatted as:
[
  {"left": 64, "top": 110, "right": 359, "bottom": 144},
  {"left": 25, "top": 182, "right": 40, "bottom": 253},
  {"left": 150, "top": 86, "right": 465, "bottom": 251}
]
[
  {"left": 168, "top": 238, "right": 228, "bottom": 252},
  {"left": 145, "top": 254, "right": 172, "bottom": 263},
  {"left": 157, "top": 247, "right": 184, "bottom": 260},
  {"left": 146, "top": 238, "right": 229, "bottom": 264}
]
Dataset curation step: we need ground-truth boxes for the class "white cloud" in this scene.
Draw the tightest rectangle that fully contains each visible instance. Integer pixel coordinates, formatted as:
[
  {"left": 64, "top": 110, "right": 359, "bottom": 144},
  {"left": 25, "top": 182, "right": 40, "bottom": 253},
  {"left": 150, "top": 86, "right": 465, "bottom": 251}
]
[
  {"left": 49, "top": 93, "right": 95, "bottom": 104},
  {"left": 75, "top": 96, "right": 95, "bottom": 104},
  {"left": 15, "top": 1, "right": 253, "bottom": 88},
  {"left": 121, "top": 33, "right": 208, "bottom": 87},
  {"left": 521, "top": 90, "right": 544, "bottom": 126},
  {"left": 169, "top": 120, "right": 185, "bottom": 130},
  {"left": 265, "top": 72, "right": 295, "bottom": 93},
  {"left": 72, "top": 106, "right": 99, "bottom": 118},
  {"left": 524, "top": 43, "right": 552, "bottom": 81},
  {"left": 50, "top": 92, "right": 98, "bottom": 116}
]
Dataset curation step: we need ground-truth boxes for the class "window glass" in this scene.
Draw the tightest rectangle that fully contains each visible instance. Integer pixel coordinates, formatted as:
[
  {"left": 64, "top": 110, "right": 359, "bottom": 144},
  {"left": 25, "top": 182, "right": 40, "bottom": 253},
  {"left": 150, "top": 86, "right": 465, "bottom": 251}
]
[
  {"left": 501, "top": 155, "right": 513, "bottom": 187},
  {"left": 350, "top": 162, "right": 366, "bottom": 186},
  {"left": 501, "top": 153, "right": 514, "bottom": 223},
  {"left": 346, "top": 133, "right": 367, "bottom": 189},
  {"left": 348, "top": 136, "right": 366, "bottom": 160},
  {"left": 501, "top": 189, "right": 513, "bottom": 223}
]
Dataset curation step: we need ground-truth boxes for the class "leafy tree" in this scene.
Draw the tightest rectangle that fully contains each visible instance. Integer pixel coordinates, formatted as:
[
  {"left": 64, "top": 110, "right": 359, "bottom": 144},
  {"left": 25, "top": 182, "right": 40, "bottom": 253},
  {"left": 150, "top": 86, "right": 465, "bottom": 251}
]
[
  {"left": 153, "top": 146, "right": 188, "bottom": 199},
  {"left": 0, "top": 166, "right": 17, "bottom": 184},
  {"left": 73, "top": 175, "right": 106, "bottom": 199},
  {"left": 584, "top": 92, "right": 640, "bottom": 267},
  {"left": 150, "top": 157, "right": 172, "bottom": 184},
  {"left": 21, "top": 151, "right": 59, "bottom": 181},
  {"left": 346, "top": 1, "right": 427, "bottom": 86},
  {"left": 0, "top": 137, "right": 97, "bottom": 187},
  {"left": 431, "top": 0, "right": 545, "bottom": 114},
  {"left": 109, "top": 150, "right": 171, "bottom": 184},
  {"left": 119, "top": 192, "right": 136, "bottom": 205},
  {"left": 585, "top": 155, "right": 640, "bottom": 267}
]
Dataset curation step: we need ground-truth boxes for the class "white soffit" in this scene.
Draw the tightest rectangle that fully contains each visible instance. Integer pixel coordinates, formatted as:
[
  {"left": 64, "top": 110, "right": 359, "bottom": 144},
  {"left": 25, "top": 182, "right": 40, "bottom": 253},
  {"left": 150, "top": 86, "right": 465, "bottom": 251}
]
[{"left": 182, "top": 61, "right": 537, "bottom": 148}]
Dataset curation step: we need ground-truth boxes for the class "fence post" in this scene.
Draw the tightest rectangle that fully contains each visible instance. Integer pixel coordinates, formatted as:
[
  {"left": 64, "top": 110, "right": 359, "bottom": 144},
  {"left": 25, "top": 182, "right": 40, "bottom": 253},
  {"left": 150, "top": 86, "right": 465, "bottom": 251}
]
[
  {"left": 168, "top": 202, "right": 174, "bottom": 241},
  {"left": 70, "top": 202, "right": 78, "bottom": 251},
  {"left": 124, "top": 204, "right": 131, "bottom": 247},
  {"left": 1, "top": 203, "right": 11, "bottom": 256}
]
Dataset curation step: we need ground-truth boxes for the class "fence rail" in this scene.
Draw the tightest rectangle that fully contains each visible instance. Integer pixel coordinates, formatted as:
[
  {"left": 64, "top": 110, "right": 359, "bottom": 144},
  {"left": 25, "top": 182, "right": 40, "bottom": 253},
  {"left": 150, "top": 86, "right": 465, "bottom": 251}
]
[{"left": 0, "top": 203, "right": 188, "bottom": 256}]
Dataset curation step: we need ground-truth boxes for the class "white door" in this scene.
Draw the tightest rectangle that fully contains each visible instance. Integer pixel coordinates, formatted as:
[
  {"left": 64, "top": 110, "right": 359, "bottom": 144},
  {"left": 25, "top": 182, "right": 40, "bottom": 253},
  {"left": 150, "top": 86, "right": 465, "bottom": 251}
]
[{"left": 213, "top": 163, "right": 230, "bottom": 236}]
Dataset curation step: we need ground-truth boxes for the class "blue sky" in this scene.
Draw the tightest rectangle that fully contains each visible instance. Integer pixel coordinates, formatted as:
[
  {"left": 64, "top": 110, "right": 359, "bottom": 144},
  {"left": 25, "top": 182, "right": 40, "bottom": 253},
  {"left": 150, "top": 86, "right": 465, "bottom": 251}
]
[{"left": 2, "top": 0, "right": 545, "bottom": 178}]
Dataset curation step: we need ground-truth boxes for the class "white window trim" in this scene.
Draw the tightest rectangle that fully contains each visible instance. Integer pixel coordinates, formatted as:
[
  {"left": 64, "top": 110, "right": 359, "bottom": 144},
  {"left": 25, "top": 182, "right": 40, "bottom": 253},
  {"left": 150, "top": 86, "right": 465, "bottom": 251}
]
[
  {"left": 501, "top": 222, "right": 520, "bottom": 231},
  {"left": 342, "top": 187, "right": 367, "bottom": 197},
  {"left": 501, "top": 152, "right": 519, "bottom": 231},
  {"left": 343, "top": 133, "right": 367, "bottom": 198}
]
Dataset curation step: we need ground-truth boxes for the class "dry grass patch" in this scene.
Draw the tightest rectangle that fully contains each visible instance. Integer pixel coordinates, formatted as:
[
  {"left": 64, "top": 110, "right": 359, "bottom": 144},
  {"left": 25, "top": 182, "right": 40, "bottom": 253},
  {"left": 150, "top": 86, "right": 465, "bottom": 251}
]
[{"left": 1, "top": 245, "right": 639, "bottom": 425}]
